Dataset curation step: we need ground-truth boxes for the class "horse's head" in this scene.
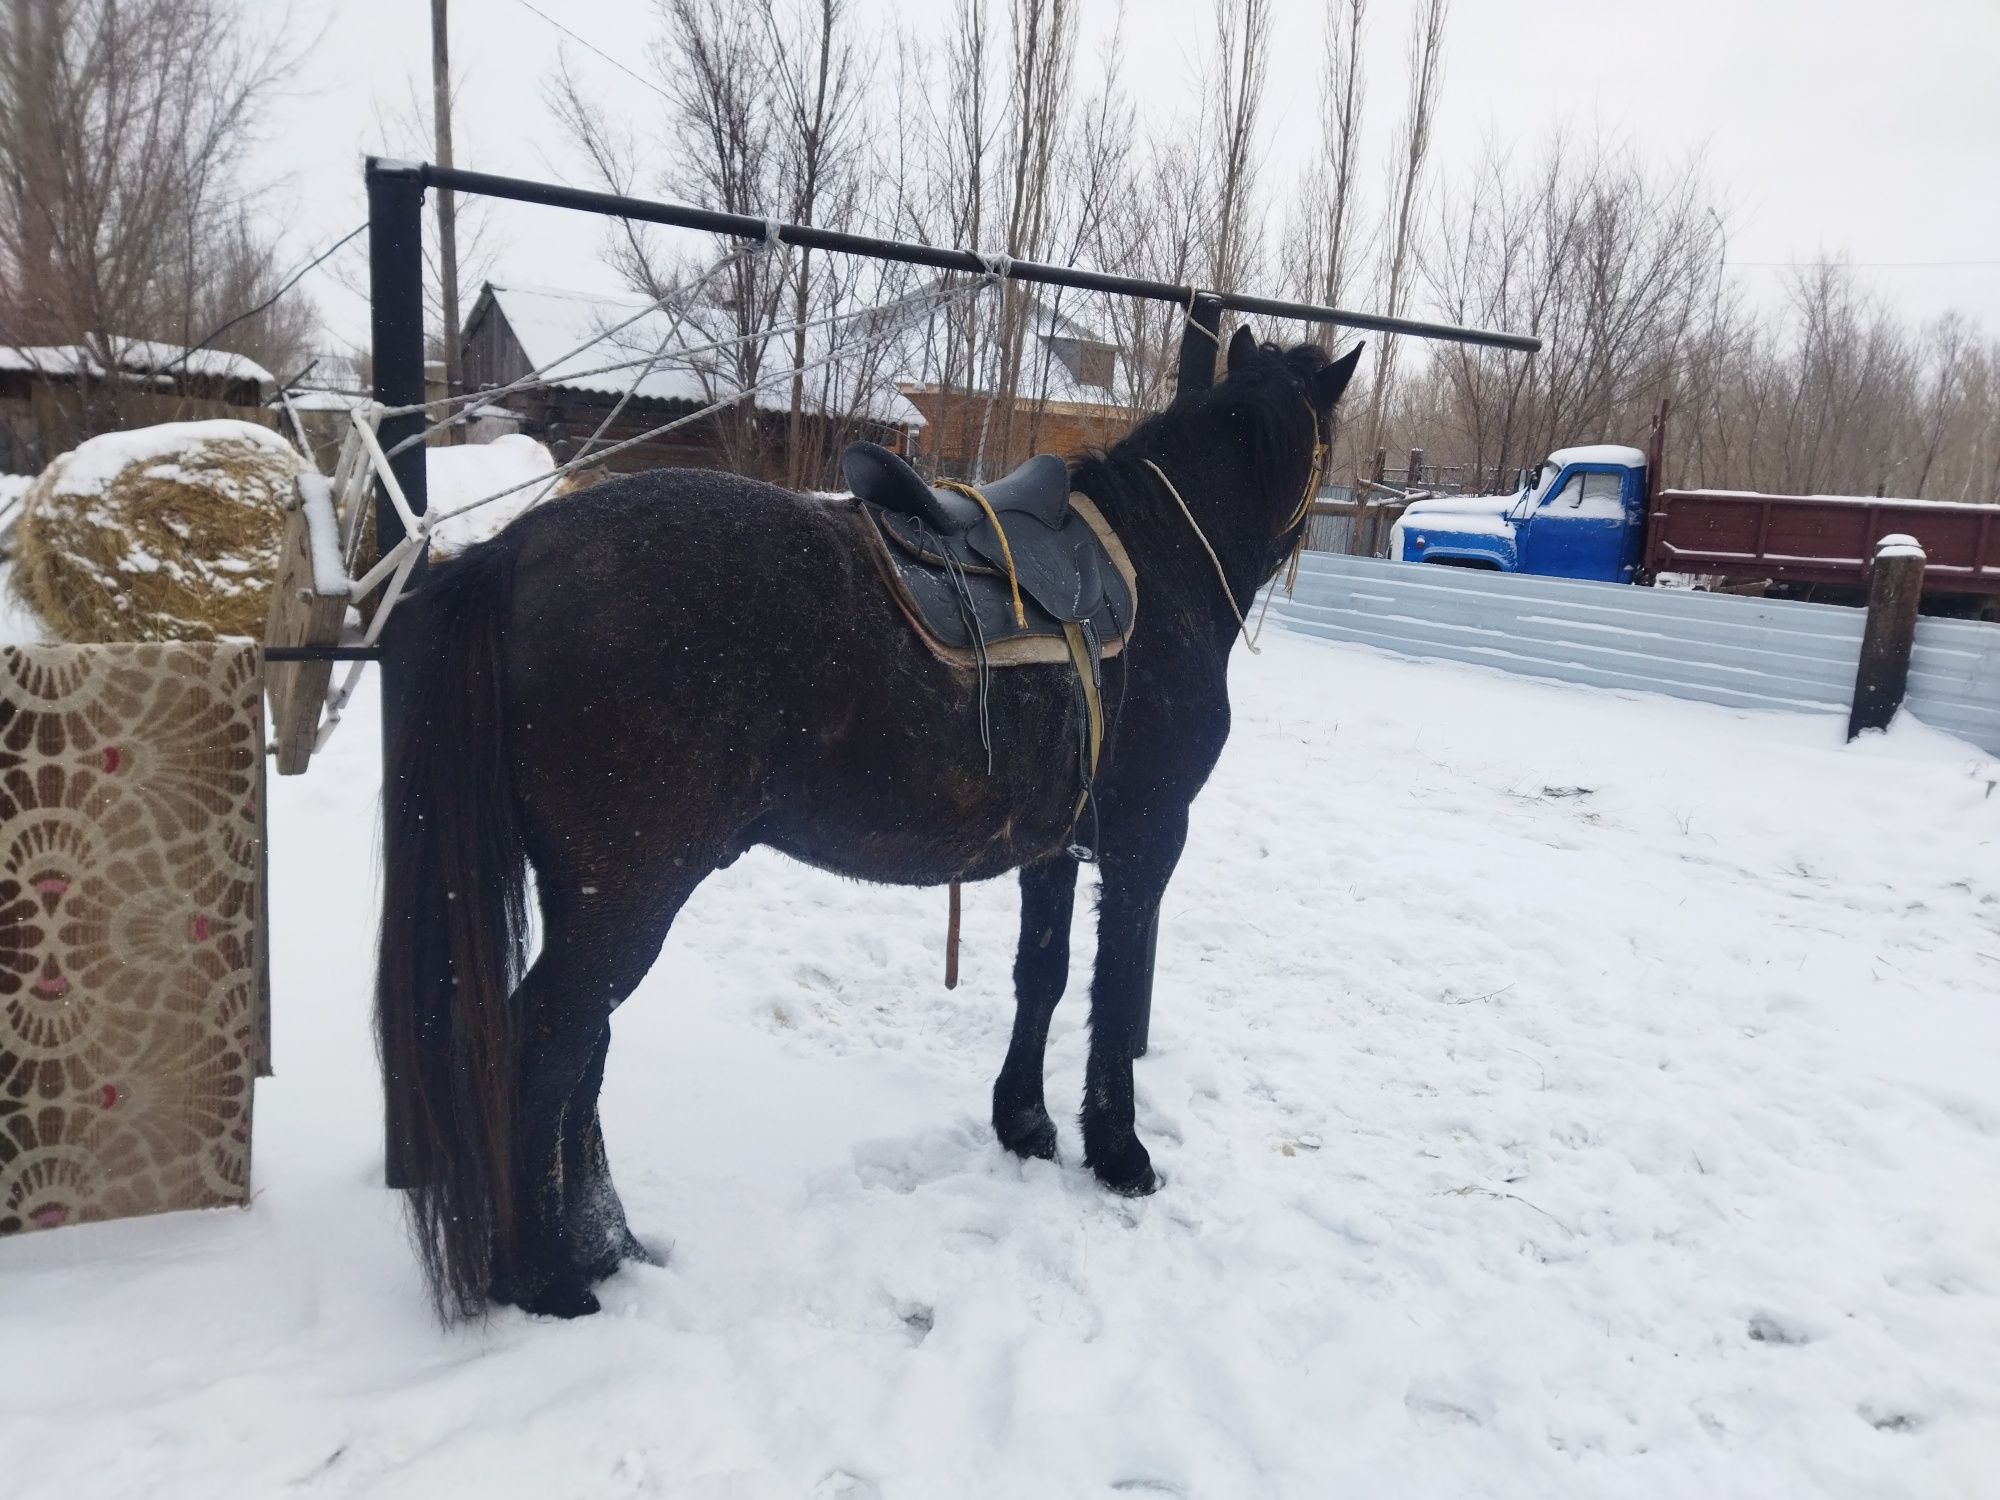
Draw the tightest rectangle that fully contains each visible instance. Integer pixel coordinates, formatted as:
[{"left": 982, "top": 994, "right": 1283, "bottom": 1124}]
[{"left": 1210, "top": 325, "right": 1364, "bottom": 573}]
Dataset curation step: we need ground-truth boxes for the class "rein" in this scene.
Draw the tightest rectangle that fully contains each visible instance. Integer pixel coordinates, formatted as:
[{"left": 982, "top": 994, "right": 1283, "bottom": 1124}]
[{"left": 1140, "top": 396, "right": 1327, "bottom": 656}]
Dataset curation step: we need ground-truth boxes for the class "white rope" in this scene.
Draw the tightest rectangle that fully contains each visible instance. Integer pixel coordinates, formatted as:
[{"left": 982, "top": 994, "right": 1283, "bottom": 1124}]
[
  {"left": 1182, "top": 287, "right": 1218, "bottom": 343},
  {"left": 437, "top": 273, "right": 997, "bottom": 525},
  {"left": 307, "top": 252, "right": 1005, "bottom": 760},
  {"left": 1140, "top": 457, "right": 1261, "bottom": 655},
  {"left": 381, "top": 244, "right": 767, "bottom": 458},
  {"left": 512, "top": 239, "right": 780, "bottom": 513},
  {"left": 384, "top": 255, "right": 979, "bottom": 460}
]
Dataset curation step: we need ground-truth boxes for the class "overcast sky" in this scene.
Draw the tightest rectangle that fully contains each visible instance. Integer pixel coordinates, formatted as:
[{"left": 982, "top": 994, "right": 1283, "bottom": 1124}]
[{"left": 269, "top": 0, "right": 2000, "bottom": 353}]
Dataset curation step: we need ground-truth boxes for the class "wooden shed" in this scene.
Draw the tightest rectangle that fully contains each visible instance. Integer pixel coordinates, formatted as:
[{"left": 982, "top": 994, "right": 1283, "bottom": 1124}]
[
  {"left": 459, "top": 283, "right": 922, "bottom": 484},
  {"left": 1, "top": 336, "right": 273, "bottom": 476}
]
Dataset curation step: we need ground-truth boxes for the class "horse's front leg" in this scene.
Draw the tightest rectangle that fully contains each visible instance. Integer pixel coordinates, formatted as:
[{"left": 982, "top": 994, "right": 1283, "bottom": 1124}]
[
  {"left": 1081, "top": 809, "right": 1187, "bottom": 1196},
  {"left": 992, "top": 855, "right": 1079, "bottom": 1160}
]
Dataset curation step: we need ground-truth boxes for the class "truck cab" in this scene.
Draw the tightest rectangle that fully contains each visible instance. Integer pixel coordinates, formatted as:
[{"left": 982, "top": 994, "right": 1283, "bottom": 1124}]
[{"left": 1389, "top": 444, "right": 1649, "bottom": 584}]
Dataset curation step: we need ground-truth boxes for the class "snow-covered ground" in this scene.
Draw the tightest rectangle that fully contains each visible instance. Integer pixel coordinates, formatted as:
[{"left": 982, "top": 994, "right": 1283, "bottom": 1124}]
[{"left": 4, "top": 602, "right": 1999, "bottom": 1498}]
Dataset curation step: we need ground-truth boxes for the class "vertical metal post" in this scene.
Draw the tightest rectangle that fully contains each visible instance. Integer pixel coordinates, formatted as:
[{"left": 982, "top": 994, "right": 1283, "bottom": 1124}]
[
  {"left": 1848, "top": 534, "right": 1926, "bottom": 740},
  {"left": 368, "top": 157, "right": 430, "bottom": 1187},
  {"left": 1174, "top": 293, "right": 1224, "bottom": 403}
]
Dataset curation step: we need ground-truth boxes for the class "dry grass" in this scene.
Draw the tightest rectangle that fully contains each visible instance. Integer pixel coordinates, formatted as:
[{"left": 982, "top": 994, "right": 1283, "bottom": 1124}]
[{"left": 10, "top": 421, "right": 301, "bottom": 642}]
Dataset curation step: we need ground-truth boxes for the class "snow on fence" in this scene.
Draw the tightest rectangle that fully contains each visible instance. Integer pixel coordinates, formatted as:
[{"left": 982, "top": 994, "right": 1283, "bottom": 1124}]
[{"left": 1270, "top": 551, "right": 2000, "bottom": 754}]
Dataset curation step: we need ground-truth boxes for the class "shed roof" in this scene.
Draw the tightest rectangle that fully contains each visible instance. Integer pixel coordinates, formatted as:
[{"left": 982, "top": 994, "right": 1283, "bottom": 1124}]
[
  {"left": 0, "top": 335, "right": 272, "bottom": 388},
  {"left": 475, "top": 283, "right": 926, "bottom": 428}
]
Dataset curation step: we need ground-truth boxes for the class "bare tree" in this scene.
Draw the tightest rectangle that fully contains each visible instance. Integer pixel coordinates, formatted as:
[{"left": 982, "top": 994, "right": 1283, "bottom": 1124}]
[
  {"left": 432, "top": 0, "right": 463, "bottom": 399},
  {"left": 0, "top": 0, "right": 311, "bottom": 382},
  {"left": 765, "top": 0, "right": 867, "bottom": 487},
  {"left": 982, "top": 0, "right": 1078, "bottom": 472},
  {"left": 1200, "top": 0, "right": 1273, "bottom": 301},
  {"left": 1284, "top": 0, "right": 1367, "bottom": 343},
  {"left": 359, "top": 63, "right": 501, "bottom": 371},
  {"left": 1363, "top": 0, "right": 1447, "bottom": 453}
]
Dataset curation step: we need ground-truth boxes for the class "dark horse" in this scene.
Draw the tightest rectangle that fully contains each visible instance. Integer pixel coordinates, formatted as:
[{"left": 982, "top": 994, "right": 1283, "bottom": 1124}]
[{"left": 378, "top": 327, "right": 1363, "bottom": 1318}]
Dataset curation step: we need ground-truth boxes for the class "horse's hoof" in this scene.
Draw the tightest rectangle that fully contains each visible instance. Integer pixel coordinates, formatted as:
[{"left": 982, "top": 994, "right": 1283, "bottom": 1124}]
[
  {"left": 522, "top": 1275, "right": 602, "bottom": 1320},
  {"left": 619, "top": 1228, "right": 667, "bottom": 1268},
  {"left": 995, "top": 1107, "right": 1059, "bottom": 1162},
  {"left": 577, "top": 1227, "right": 664, "bottom": 1284},
  {"left": 1086, "top": 1138, "right": 1159, "bottom": 1197}
]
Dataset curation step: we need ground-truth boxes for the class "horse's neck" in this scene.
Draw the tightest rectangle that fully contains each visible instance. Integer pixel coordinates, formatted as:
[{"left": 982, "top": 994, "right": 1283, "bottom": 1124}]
[{"left": 1093, "top": 446, "right": 1281, "bottom": 652}]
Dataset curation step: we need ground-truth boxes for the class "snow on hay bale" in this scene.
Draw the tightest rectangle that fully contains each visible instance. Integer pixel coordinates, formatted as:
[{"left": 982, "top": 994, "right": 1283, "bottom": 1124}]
[{"left": 10, "top": 419, "right": 302, "bottom": 642}]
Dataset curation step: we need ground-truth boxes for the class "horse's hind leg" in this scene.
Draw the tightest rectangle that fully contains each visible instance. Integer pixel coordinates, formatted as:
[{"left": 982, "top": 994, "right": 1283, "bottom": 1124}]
[
  {"left": 562, "top": 1023, "right": 658, "bottom": 1284},
  {"left": 502, "top": 876, "right": 699, "bottom": 1319},
  {"left": 992, "top": 855, "right": 1078, "bottom": 1161}
]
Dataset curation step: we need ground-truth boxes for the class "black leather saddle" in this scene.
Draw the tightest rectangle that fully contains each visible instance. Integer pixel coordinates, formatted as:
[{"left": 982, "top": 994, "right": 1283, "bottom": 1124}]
[{"left": 844, "top": 441, "right": 1134, "bottom": 655}]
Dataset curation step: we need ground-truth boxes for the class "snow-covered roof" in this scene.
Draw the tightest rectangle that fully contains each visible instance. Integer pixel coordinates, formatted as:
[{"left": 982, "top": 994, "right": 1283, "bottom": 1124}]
[
  {"left": 0, "top": 336, "right": 272, "bottom": 388},
  {"left": 1545, "top": 444, "right": 1647, "bottom": 469},
  {"left": 478, "top": 284, "right": 924, "bottom": 429}
]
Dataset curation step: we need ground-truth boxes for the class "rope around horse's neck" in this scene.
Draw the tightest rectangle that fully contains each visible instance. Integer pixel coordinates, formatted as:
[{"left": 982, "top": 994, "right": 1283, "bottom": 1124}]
[
  {"left": 1139, "top": 458, "right": 1263, "bottom": 655},
  {"left": 1139, "top": 400, "right": 1326, "bottom": 656}
]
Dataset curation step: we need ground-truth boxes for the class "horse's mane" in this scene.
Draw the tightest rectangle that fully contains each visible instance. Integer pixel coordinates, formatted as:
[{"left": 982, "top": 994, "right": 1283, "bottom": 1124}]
[{"left": 1072, "top": 339, "right": 1327, "bottom": 545}]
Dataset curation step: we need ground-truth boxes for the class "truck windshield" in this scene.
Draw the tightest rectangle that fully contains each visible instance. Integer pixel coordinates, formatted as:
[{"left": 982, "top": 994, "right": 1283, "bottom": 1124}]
[{"left": 1542, "top": 470, "right": 1624, "bottom": 516}]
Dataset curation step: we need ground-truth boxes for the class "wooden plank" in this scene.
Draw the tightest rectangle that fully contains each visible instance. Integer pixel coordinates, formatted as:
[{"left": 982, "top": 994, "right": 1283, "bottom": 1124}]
[{"left": 262, "top": 475, "right": 350, "bottom": 776}]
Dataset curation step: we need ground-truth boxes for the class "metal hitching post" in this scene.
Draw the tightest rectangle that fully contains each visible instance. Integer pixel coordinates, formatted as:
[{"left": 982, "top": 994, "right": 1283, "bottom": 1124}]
[{"left": 368, "top": 158, "right": 432, "bottom": 1187}]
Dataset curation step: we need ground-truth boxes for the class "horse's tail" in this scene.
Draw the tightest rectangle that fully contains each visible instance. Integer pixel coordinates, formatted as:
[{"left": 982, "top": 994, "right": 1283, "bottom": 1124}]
[{"left": 375, "top": 538, "right": 530, "bottom": 1320}]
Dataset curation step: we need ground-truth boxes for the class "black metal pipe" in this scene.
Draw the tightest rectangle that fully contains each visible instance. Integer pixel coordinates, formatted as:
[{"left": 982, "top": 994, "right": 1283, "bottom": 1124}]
[
  {"left": 264, "top": 645, "right": 383, "bottom": 662},
  {"left": 367, "top": 156, "right": 431, "bottom": 1189},
  {"left": 415, "top": 162, "right": 1542, "bottom": 354}
]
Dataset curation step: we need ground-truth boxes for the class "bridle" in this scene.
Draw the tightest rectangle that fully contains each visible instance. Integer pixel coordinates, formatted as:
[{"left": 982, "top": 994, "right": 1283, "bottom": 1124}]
[{"left": 1140, "top": 390, "right": 1328, "bottom": 655}]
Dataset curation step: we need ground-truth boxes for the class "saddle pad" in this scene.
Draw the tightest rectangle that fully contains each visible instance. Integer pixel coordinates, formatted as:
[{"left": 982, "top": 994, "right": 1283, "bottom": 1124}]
[{"left": 860, "top": 494, "right": 1138, "bottom": 668}]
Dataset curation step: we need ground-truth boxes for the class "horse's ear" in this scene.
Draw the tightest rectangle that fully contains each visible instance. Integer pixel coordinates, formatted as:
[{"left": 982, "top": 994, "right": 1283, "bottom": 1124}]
[
  {"left": 1315, "top": 343, "right": 1365, "bottom": 408},
  {"left": 1227, "top": 323, "right": 1259, "bottom": 371}
]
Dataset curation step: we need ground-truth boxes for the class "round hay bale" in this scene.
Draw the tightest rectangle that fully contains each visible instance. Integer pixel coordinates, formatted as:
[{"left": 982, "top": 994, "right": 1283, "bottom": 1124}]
[{"left": 10, "top": 419, "right": 301, "bottom": 642}]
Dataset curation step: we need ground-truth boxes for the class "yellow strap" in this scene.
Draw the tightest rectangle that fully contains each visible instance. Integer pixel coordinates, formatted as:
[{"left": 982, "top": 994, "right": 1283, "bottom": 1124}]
[
  {"left": 1061, "top": 620, "right": 1104, "bottom": 820},
  {"left": 938, "top": 479, "right": 1028, "bottom": 629}
]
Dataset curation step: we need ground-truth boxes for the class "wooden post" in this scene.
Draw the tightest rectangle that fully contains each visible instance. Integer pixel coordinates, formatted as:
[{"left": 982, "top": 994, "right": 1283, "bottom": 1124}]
[
  {"left": 1847, "top": 534, "right": 1926, "bottom": 740},
  {"left": 431, "top": 0, "right": 462, "bottom": 407},
  {"left": 1408, "top": 447, "right": 1424, "bottom": 489},
  {"left": 944, "top": 882, "right": 961, "bottom": 989}
]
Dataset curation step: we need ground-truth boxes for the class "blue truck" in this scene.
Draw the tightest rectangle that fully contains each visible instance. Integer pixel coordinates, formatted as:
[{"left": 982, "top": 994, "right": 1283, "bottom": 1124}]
[
  {"left": 1389, "top": 444, "right": 1649, "bottom": 583},
  {"left": 1386, "top": 442, "right": 2000, "bottom": 614}
]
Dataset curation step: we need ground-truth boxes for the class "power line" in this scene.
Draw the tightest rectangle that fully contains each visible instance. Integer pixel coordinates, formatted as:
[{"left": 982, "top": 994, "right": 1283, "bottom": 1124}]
[
  {"left": 1725, "top": 259, "right": 2000, "bottom": 270},
  {"left": 158, "top": 222, "right": 368, "bottom": 380},
  {"left": 511, "top": 0, "right": 672, "bottom": 102}
]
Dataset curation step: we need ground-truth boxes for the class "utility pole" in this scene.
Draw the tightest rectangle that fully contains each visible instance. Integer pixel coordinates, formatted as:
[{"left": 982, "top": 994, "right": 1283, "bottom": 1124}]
[{"left": 431, "top": 0, "right": 462, "bottom": 403}]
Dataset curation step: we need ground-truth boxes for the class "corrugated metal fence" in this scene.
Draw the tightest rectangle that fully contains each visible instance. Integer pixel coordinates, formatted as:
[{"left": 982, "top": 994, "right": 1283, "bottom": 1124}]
[{"left": 1270, "top": 552, "right": 2000, "bottom": 754}]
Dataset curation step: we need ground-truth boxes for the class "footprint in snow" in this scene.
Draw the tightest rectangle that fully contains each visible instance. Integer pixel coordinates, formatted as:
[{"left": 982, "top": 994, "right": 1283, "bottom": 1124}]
[
  {"left": 1861, "top": 1407, "right": 1923, "bottom": 1433},
  {"left": 813, "top": 1472, "right": 883, "bottom": 1500},
  {"left": 1747, "top": 1311, "right": 1813, "bottom": 1346}
]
